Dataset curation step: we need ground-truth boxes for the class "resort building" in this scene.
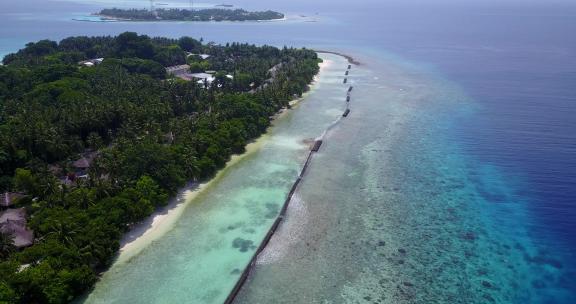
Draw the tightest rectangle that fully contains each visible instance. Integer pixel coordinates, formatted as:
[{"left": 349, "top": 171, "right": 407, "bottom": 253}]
[
  {"left": 72, "top": 151, "right": 98, "bottom": 177},
  {"left": 78, "top": 58, "right": 105, "bottom": 67},
  {"left": 0, "top": 208, "right": 34, "bottom": 248},
  {"left": 186, "top": 53, "right": 211, "bottom": 60},
  {"left": 166, "top": 65, "right": 233, "bottom": 86},
  {"left": 0, "top": 192, "right": 26, "bottom": 208},
  {"left": 191, "top": 73, "right": 216, "bottom": 85},
  {"left": 166, "top": 64, "right": 195, "bottom": 81}
]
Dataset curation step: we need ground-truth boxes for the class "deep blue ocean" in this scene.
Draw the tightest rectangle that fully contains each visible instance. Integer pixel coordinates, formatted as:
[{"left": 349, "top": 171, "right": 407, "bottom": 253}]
[{"left": 1, "top": 0, "right": 575, "bottom": 302}]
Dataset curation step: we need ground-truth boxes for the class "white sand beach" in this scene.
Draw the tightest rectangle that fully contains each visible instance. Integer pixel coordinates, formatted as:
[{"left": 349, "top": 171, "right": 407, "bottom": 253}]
[{"left": 114, "top": 55, "right": 333, "bottom": 265}]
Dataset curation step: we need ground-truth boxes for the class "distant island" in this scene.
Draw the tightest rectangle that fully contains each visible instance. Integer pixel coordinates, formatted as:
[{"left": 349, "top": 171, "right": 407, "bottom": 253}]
[{"left": 96, "top": 8, "right": 285, "bottom": 22}]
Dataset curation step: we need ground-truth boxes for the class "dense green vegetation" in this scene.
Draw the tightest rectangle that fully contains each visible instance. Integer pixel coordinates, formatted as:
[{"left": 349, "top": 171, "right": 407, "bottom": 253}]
[
  {"left": 0, "top": 32, "right": 319, "bottom": 303},
  {"left": 98, "top": 8, "right": 284, "bottom": 22}
]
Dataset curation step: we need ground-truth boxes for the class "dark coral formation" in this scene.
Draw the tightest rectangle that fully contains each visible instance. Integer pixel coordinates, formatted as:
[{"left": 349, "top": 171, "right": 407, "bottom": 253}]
[{"left": 232, "top": 238, "right": 256, "bottom": 252}]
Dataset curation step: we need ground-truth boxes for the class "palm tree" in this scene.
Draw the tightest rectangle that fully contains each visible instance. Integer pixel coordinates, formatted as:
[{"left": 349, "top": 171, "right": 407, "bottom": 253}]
[{"left": 46, "top": 219, "right": 78, "bottom": 246}]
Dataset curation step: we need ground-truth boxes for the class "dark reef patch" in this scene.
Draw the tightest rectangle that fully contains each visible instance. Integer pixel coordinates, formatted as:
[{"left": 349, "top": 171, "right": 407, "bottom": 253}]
[
  {"left": 264, "top": 203, "right": 279, "bottom": 219},
  {"left": 232, "top": 238, "right": 256, "bottom": 252},
  {"left": 230, "top": 268, "right": 241, "bottom": 275},
  {"left": 462, "top": 231, "right": 477, "bottom": 241},
  {"left": 524, "top": 253, "right": 563, "bottom": 269}
]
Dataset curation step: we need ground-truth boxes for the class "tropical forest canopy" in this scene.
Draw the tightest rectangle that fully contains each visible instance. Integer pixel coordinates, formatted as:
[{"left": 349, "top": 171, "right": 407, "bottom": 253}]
[{"left": 0, "top": 32, "right": 320, "bottom": 303}]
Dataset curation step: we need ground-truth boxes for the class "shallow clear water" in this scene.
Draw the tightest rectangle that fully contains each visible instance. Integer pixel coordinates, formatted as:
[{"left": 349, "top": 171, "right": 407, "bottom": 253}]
[
  {"left": 1, "top": 0, "right": 575, "bottom": 303},
  {"left": 236, "top": 56, "right": 575, "bottom": 303},
  {"left": 83, "top": 54, "right": 351, "bottom": 304}
]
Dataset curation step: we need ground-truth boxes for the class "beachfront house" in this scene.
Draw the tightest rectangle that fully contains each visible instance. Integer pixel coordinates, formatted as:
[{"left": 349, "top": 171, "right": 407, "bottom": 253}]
[
  {"left": 250, "top": 63, "right": 283, "bottom": 93},
  {"left": 191, "top": 73, "right": 216, "bottom": 86},
  {"left": 0, "top": 192, "right": 26, "bottom": 208},
  {"left": 0, "top": 208, "right": 34, "bottom": 248},
  {"left": 166, "top": 64, "right": 195, "bottom": 81},
  {"left": 69, "top": 151, "right": 99, "bottom": 180},
  {"left": 166, "top": 65, "right": 232, "bottom": 88},
  {"left": 166, "top": 64, "right": 191, "bottom": 76},
  {"left": 186, "top": 53, "right": 211, "bottom": 60},
  {"left": 78, "top": 58, "right": 104, "bottom": 67},
  {"left": 61, "top": 154, "right": 95, "bottom": 186}
]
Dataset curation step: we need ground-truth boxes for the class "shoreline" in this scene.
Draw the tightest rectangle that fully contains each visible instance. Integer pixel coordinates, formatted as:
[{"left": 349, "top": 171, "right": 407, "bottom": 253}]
[
  {"left": 113, "top": 55, "right": 333, "bottom": 266},
  {"left": 315, "top": 50, "right": 360, "bottom": 65},
  {"left": 223, "top": 53, "right": 354, "bottom": 304}
]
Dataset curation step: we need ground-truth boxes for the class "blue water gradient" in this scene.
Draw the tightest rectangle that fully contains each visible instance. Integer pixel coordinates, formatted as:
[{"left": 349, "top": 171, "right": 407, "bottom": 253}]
[{"left": 1, "top": 0, "right": 575, "bottom": 302}]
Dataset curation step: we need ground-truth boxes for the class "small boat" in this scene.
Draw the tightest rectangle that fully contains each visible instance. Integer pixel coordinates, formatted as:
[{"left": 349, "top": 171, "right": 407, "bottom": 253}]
[{"left": 343, "top": 109, "right": 350, "bottom": 117}]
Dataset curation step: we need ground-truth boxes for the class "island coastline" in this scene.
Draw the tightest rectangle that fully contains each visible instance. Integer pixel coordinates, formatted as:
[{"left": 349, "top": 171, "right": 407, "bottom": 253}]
[
  {"left": 314, "top": 50, "right": 360, "bottom": 65},
  {"left": 114, "top": 56, "right": 334, "bottom": 265},
  {"left": 90, "top": 14, "right": 288, "bottom": 23},
  {"left": 223, "top": 53, "right": 356, "bottom": 304},
  {"left": 90, "top": 8, "right": 286, "bottom": 23},
  {"left": 0, "top": 34, "right": 327, "bottom": 303}
]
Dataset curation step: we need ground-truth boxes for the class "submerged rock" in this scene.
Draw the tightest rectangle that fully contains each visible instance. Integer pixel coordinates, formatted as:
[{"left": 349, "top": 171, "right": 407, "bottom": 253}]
[
  {"left": 264, "top": 203, "right": 279, "bottom": 219},
  {"left": 243, "top": 228, "right": 256, "bottom": 234},
  {"left": 462, "top": 231, "right": 477, "bottom": 241},
  {"left": 230, "top": 268, "right": 241, "bottom": 275},
  {"left": 232, "top": 238, "right": 255, "bottom": 252},
  {"left": 477, "top": 268, "right": 488, "bottom": 276},
  {"left": 524, "top": 253, "right": 564, "bottom": 269},
  {"left": 483, "top": 294, "right": 496, "bottom": 303}
]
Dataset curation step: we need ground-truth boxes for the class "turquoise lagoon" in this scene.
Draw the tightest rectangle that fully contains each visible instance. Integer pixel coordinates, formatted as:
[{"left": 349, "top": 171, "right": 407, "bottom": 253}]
[
  {"left": 84, "top": 54, "right": 352, "bottom": 303},
  {"left": 236, "top": 55, "right": 574, "bottom": 303},
  {"left": 1, "top": 0, "right": 575, "bottom": 303}
]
